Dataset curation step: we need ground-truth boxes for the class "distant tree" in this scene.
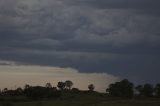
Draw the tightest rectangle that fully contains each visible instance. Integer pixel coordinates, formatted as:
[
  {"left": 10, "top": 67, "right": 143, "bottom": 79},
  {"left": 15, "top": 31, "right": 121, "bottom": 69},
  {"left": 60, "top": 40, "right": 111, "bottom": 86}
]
[
  {"left": 135, "top": 85, "right": 144, "bottom": 96},
  {"left": 24, "top": 86, "right": 61, "bottom": 99},
  {"left": 57, "top": 82, "right": 66, "bottom": 90},
  {"left": 88, "top": 84, "right": 95, "bottom": 91},
  {"left": 106, "top": 79, "right": 134, "bottom": 98},
  {"left": 3, "top": 88, "right": 8, "bottom": 93},
  {"left": 16, "top": 87, "right": 23, "bottom": 96},
  {"left": 2, "top": 90, "right": 9, "bottom": 96},
  {"left": 65, "top": 80, "right": 73, "bottom": 90},
  {"left": 143, "top": 84, "right": 154, "bottom": 97},
  {"left": 46, "top": 83, "right": 52, "bottom": 88},
  {"left": 136, "top": 84, "right": 154, "bottom": 97},
  {"left": 24, "top": 84, "right": 30, "bottom": 89},
  {"left": 155, "top": 83, "right": 160, "bottom": 97}
]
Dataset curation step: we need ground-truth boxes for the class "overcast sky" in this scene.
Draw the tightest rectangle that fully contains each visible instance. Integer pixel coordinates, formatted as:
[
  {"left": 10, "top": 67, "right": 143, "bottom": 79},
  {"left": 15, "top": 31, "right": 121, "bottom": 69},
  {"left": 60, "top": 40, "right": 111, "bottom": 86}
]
[{"left": 0, "top": 0, "right": 160, "bottom": 89}]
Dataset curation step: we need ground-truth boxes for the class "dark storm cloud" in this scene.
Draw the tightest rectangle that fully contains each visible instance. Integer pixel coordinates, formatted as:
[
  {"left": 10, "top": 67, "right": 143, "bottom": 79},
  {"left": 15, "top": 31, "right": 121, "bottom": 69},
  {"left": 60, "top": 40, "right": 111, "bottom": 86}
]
[
  {"left": 69, "top": 0, "right": 160, "bottom": 9},
  {"left": 0, "top": 49, "right": 160, "bottom": 84},
  {"left": 0, "top": 0, "right": 160, "bottom": 84},
  {"left": 68, "top": 0, "right": 160, "bottom": 16}
]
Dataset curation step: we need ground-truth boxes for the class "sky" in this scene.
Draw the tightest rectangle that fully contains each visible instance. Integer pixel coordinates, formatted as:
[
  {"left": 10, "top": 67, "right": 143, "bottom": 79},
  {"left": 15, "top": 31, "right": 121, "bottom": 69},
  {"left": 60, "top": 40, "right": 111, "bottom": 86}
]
[
  {"left": 0, "top": 61, "right": 119, "bottom": 92},
  {"left": 0, "top": 0, "right": 160, "bottom": 91}
]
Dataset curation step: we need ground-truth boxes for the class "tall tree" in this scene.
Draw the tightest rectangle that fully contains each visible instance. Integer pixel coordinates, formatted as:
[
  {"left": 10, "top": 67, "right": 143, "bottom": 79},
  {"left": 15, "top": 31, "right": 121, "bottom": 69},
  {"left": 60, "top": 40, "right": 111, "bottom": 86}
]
[
  {"left": 88, "top": 84, "right": 95, "bottom": 91},
  {"left": 3, "top": 88, "right": 8, "bottom": 92},
  {"left": 155, "top": 83, "right": 160, "bottom": 97},
  {"left": 46, "top": 83, "right": 52, "bottom": 88},
  {"left": 57, "top": 82, "right": 66, "bottom": 90},
  {"left": 65, "top": 80, "right": 73, "bottom": 90},
  {"left": 16, "top": 87, "right": 23, "bottom": 96},
  {"left": 136, "top": 84, "right": 154, "bottom": 97},
  {"left": 143, "top": 84, "right": 154, "bottom": 97},
  {"left": 24, "top": 84, "right": 30, "bottom": 89},
  {"left": 106, "top": 79, "right": 134, "bottom": 98},
  {"left": 135, "top": 85, "right": 144, "bottom": 96}
]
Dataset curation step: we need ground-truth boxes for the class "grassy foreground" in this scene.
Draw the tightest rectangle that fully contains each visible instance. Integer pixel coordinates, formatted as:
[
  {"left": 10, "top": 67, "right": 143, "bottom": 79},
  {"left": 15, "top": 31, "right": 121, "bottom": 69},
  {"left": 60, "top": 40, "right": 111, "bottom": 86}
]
[{"left": 1, "top": 92, "right": 160, "bottom": 106}]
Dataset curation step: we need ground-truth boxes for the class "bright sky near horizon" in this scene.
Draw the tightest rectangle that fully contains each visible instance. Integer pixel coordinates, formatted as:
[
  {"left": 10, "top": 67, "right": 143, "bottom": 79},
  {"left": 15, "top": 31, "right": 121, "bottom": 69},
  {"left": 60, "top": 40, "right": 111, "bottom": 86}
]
[{"left": 0, "top": 61, "right": 119, "bottom": 92}]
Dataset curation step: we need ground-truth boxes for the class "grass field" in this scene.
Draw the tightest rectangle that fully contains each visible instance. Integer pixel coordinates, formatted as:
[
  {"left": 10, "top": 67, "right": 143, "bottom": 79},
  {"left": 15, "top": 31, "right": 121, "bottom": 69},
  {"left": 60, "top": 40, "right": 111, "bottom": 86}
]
[
  {"left": 1, "top": 92, "right": 160, "bottom": 106},
  {"left": 1, "top": 99, "right": 160, "bottom": 106}
]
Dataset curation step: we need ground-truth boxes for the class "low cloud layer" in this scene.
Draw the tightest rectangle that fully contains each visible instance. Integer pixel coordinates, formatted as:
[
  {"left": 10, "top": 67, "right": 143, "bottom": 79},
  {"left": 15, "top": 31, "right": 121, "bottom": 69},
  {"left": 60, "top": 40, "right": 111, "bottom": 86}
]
[{"left": 0, "top": 0, "right": 160, "bottom": 84}]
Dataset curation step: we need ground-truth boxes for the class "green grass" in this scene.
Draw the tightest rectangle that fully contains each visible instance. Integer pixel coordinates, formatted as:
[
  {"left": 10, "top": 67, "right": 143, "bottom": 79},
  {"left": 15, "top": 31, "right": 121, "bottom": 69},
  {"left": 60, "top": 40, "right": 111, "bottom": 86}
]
[
  {"left": 3, "top": 99, "right": 160, "bottom": 106},
  {"left": 1, "top": 93, "right": 160, "bottom": 106}
]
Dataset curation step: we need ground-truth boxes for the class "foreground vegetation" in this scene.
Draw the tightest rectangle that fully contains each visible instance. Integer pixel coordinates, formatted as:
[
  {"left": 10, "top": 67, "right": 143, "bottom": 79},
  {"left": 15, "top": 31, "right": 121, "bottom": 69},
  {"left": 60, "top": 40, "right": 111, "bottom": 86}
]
[
  {"left": 0, "top": 92, "right": 160, "bottom": 106},
  {"left": 0, "top": 79, "right": 160, "bottom": 106}
]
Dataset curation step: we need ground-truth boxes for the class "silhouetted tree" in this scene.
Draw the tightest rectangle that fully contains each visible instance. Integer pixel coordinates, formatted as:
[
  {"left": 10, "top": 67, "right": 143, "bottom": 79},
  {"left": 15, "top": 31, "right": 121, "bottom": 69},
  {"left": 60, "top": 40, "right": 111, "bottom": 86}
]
[
  {"left": 24, "top": 86, "right": 61, "bottom": 99},
  {"left": 155, "top": 83, "right": 160, "bottom": 97},
  {"left": 3, "top": 88, "right": 8, "bottom": 92},
  {"left": 65, "top": 80, "right": 73, "bottom": 90},
  {"left": 1, "top": 79, "right": 160, "bottom": 100},
  {"left": 24, "top": 84, "right": 30, "bottom": 89},
  {"left": 135, "top": 85, "right": 144, "bottom": 96},
  {"left": 88, "top": 84, "right": 95, "bottom": 91},
  {"left": 136, "top": 84, "right": 154, "bottom": 97},
  {"left": 2, "top": 88, "right": 8, "bottom": 95},
  {"left": 106, "top": 79, "right": 134, "bottom": 98},
  {"left": 16, "top": 87, "right": 23, "bottom": 96},
  {"left": 46, "top": 83, "right": 52, "bottom": 88},
  {"left": 57, "top": 82, "right": 66, "bottom": 90},
  {"left": 143, "top": 84, "right": 154, "bottom": 97}
]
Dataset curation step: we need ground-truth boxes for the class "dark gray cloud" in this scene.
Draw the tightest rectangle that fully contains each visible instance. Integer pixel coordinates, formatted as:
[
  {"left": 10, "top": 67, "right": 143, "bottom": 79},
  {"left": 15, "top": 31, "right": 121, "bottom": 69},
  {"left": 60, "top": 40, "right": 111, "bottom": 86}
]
[
  {"left": 67, "top": 0, "right": 160, "bottom": 16},
  {"left": 0, "top": 0, "right": 160, "bottom": 84},
  {"left": 68, "top": 0, "right": 160, "bottom": 9}
]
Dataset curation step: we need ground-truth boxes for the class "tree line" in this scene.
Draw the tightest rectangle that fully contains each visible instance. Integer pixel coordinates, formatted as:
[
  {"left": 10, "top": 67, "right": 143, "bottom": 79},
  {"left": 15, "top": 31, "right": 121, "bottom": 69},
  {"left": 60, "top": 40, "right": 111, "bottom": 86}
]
[
  {"left": 0, "top": 79, "right": 160, "bottom": 99},
  {"left": 106, "top": 79, "right": 160, "bottom": 98}
]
